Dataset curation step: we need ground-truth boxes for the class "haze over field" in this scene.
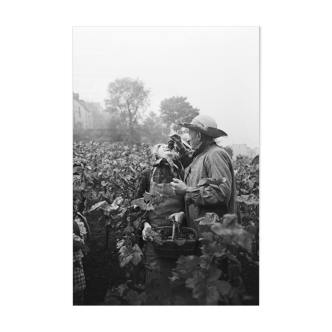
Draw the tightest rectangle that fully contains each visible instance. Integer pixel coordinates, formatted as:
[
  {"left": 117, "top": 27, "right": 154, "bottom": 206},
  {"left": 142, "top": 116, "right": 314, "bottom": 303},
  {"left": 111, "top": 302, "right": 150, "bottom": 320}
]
[{"left": 73, "top": 27, "right": 259, "bottom": 148}]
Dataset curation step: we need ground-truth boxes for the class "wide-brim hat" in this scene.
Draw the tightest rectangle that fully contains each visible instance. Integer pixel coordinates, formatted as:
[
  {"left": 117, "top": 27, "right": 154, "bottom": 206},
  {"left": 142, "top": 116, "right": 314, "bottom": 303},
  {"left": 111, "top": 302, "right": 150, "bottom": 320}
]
[{"left": 177, "top": 115, "right": 227, "bottom": 138}]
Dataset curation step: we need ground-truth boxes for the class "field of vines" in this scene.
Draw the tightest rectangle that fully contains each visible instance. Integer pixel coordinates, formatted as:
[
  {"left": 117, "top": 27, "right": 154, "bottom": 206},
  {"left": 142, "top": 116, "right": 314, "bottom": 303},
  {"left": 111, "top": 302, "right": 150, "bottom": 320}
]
[{"left": 73, "top": 141, "right": 259, "bottom": 305}]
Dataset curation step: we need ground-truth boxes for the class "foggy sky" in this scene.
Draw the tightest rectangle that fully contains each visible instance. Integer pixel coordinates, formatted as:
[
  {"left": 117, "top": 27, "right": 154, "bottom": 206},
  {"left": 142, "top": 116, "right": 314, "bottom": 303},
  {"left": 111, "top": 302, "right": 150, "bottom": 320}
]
[{"left": 73, "top": 27, "right": 259, "bottom": 148}]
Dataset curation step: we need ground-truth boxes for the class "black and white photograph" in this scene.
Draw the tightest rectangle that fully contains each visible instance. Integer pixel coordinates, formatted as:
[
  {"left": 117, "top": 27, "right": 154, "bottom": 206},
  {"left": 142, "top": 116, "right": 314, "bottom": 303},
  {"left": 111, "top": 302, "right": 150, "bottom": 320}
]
[{"left": 73, "top": 27, "right": 259, "bottom": 305}]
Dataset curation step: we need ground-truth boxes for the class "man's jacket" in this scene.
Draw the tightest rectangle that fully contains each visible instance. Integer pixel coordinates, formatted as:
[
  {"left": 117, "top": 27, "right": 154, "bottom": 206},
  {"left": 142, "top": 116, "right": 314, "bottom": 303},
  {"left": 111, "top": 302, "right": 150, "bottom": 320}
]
[{"left": 178, "top": 142, "right": 236, "bottom": 233}]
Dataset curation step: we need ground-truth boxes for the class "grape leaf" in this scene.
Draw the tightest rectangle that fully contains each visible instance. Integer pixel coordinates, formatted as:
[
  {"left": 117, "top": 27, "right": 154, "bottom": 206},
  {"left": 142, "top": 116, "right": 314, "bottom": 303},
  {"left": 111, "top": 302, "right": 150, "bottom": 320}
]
[
  {"left": 214, "top": 280, "right": 232, "bottom": 296},
  {"left": 116, "top": 284, "right": 128, "bottom": 297},
  {"left": 208, "top": 242, "right": 225, "bottom": 258},
  {"left": 146, "top": 203, "right": 154, "bottom": 210},
  {"left": 116, "top": 239, "right": 125, "bottom": 249},
  {"left": 120, "top": 176, "right": 130, "bottom": 185},
  {"left": 185, "top": 268, "right": 224, "bottom": 305},
  {"left": 222, "top": 214, "right": 238, "bottom": 228},
  {"left": 88, "top": 201, "right": 107, "bottom": 213},
  {"left": 133, "top": 218, "right": 142, "bottom": 229},
  {"left": 200, "top": 232, "right": 214, "bottom": 242},
  {"left": 123, "top": 290, "right": 147, "bottom": 305},
  {"left": 143, "top": 192, "right": 153, "bottom": 203},
  {"left": 232, "top": 229, "right": 252, "bottom": 252},
  {"left": 206, "top": 285, "right": 220, "bottom": 305},
  {"left": 129, "top": 166, "right": 137, "bottom": 175},
  {"left": 244, "top": 225, "right": 258, "bottom": 237},
  {"left": 124, "top": 225, "right": 134, "bottom": 234},
  {"left": 210, "top": 223, "right": 226, "bottom": 236},
  {"left": 119, "top": 253, "right": 133, "bottom": 267},
  {"left": 131, "top": 198, "right": 155, "bottom": 211},
  {"left": 174, "top": 256, "right": 201, "bottom": 274},
  {"left": 131, "top": 251, "right": 143, "bottom": 265}
]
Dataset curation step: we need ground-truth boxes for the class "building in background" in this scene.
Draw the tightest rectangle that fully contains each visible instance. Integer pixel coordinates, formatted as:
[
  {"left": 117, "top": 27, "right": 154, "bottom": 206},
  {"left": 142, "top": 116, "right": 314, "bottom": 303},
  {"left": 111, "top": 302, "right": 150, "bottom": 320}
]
[
  {"left": 73, "top": 93, "right": 93, "bottom": 132},
  {"left": 85, "top": 101, "right": 109, "bottom": 130}
]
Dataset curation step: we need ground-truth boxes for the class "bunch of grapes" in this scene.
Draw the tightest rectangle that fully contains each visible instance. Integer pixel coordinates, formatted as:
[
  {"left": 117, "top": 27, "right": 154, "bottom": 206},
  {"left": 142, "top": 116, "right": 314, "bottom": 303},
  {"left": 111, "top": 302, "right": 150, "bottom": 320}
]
[{"left": 168, "top": 140, "right": 175, "bottom": 150}]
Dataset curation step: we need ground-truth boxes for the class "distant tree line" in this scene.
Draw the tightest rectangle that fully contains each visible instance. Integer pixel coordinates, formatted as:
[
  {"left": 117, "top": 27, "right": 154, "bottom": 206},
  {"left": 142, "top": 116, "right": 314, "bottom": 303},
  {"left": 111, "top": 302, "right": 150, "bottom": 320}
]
[
  {"left": 100, "top": 77, "right": 199, "bottom": 144},
  {"left": 74, "top": 77, "right": 233, "bottom": 158}
]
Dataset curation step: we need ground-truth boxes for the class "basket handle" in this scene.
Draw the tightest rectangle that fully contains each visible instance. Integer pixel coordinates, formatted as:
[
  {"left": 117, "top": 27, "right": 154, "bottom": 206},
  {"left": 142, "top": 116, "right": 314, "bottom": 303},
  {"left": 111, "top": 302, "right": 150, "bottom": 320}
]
[{"left": 171, "top": 223, "right": 176, "bottom": 241}]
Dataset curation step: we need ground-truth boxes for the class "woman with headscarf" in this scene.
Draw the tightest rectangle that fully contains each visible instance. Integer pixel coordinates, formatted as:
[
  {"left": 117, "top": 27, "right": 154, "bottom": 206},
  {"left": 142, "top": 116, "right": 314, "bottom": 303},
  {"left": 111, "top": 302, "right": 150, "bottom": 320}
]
[{"left": 135, "top": 143, "right": 186, "bottom": 304}]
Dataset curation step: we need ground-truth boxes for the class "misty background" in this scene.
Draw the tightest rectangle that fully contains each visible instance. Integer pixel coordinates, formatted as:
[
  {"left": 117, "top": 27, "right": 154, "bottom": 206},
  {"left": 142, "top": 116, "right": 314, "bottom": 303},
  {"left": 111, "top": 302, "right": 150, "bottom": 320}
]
[{"left": 73, "top": 27, "right": 259, "bottom": 156}]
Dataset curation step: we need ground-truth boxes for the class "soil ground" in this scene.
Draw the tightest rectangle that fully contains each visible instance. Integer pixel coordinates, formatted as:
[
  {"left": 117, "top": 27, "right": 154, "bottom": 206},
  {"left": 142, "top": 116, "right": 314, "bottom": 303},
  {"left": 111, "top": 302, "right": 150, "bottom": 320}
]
[{"left": 81, "top": 212, "right": 259, "bottom": 305}]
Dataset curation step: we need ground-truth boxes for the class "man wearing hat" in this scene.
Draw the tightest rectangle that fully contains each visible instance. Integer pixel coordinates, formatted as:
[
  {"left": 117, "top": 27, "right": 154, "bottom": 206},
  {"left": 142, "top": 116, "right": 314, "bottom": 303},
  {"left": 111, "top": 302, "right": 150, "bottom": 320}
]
[{"left": 170, "top": 115, "right": 237, "bottom": 234}]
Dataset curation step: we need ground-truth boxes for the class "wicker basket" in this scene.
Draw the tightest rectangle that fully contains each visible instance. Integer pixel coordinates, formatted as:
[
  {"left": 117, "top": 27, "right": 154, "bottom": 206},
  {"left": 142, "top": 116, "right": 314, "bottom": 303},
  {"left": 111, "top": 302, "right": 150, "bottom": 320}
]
[{"left": 153, "top": 226, "right": 198, "bottom": 259}]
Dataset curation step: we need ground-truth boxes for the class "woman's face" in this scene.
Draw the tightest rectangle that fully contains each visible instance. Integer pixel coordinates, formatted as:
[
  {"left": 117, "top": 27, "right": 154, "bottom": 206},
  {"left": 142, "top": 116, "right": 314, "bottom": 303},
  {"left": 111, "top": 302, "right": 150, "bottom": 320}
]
[{"left": 157, "top": 144, "right": 176, "bottom": 160}]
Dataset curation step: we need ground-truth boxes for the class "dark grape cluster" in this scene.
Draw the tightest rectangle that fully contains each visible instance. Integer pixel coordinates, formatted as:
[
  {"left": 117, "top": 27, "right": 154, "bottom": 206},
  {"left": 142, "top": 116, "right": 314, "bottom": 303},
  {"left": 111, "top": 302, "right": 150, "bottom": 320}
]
[{"left": 168, "top": 139, "right": 175, "bottom": 150}]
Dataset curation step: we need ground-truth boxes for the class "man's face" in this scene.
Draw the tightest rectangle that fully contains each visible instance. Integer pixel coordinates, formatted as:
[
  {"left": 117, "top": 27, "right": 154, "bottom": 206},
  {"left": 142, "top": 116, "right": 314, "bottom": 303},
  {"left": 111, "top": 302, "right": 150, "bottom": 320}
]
[
  {"left": 157, "top": 144, "right": 177, "bottom": 160},
  {"left": 188, "top": 129, "right": 200, "bottom": 149}
]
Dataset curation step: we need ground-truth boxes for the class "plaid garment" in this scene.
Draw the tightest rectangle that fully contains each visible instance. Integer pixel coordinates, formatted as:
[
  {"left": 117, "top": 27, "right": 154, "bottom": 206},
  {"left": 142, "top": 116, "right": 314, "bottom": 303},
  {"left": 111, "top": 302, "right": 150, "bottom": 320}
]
[
  {"left": 134, "top": 158, "right": 184, "bottom": 199},
  {"left": 73, "top": 250, "right": 86, "bottom": 293}
]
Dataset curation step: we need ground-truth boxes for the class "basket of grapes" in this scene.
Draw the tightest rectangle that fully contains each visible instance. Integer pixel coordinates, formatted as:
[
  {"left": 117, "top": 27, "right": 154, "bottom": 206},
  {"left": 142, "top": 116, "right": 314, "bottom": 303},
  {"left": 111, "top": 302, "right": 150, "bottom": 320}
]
[{"left": 153, "top": 223, "right": 198, "bottom": 259}]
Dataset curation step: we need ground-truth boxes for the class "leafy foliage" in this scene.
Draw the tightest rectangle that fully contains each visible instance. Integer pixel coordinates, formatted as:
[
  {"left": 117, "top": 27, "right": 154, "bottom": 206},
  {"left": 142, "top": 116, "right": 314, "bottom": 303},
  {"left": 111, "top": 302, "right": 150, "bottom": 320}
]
[
  {"left": 73, "top": 141, "right": 182, "bottom": 289},
  {"left": 234, "top": 155, "right": 259, "bottom": 260},
  {"left": 73, "top": 141, "right": 154, "bottom": 280},
  {"left": 73, "top": 141, "right": 259, "bottom": 305},
  {"left": 171, "top": 213, "right": 251, "bottom": 305}
]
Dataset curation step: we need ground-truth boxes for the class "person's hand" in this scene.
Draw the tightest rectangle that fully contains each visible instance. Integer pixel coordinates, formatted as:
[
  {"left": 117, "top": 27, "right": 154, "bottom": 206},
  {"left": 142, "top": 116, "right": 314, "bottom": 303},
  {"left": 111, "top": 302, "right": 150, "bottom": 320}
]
[
  {"left": 169, "top": 134, "right": 184, "bottom": 151},
  {"left": 73, "top": 236, "right": 85, "bottom": 250},
  {"left": 142, "top": 222, "right": 152, "bottom": 241},
  {"left": 170, "top": 178, "right": 188, "bottom": 196},
  {"left": 168, "top": 212, "right": 185, "bottom": 226}
]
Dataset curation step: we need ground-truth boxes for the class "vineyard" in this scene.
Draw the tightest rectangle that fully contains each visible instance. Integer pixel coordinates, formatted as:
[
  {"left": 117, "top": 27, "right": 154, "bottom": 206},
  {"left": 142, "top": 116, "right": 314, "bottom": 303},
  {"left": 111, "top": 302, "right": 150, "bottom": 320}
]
[{"left": 73, "top": 141, "right": 259, "bottom": 305}]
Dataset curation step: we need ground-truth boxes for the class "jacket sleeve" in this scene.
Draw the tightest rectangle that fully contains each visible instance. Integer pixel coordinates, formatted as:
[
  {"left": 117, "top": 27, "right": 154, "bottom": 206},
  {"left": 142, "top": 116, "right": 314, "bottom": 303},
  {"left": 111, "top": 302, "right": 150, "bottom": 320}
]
[{"left": 185, "top": 150, "right": 233, "bottom": 207}]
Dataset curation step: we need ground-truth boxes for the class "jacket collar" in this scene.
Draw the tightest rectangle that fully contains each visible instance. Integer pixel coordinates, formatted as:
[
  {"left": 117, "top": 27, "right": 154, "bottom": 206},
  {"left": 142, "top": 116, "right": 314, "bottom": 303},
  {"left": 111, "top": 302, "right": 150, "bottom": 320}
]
[{"left": 192, "top": 141, "right": 216, "bottom": 158}]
